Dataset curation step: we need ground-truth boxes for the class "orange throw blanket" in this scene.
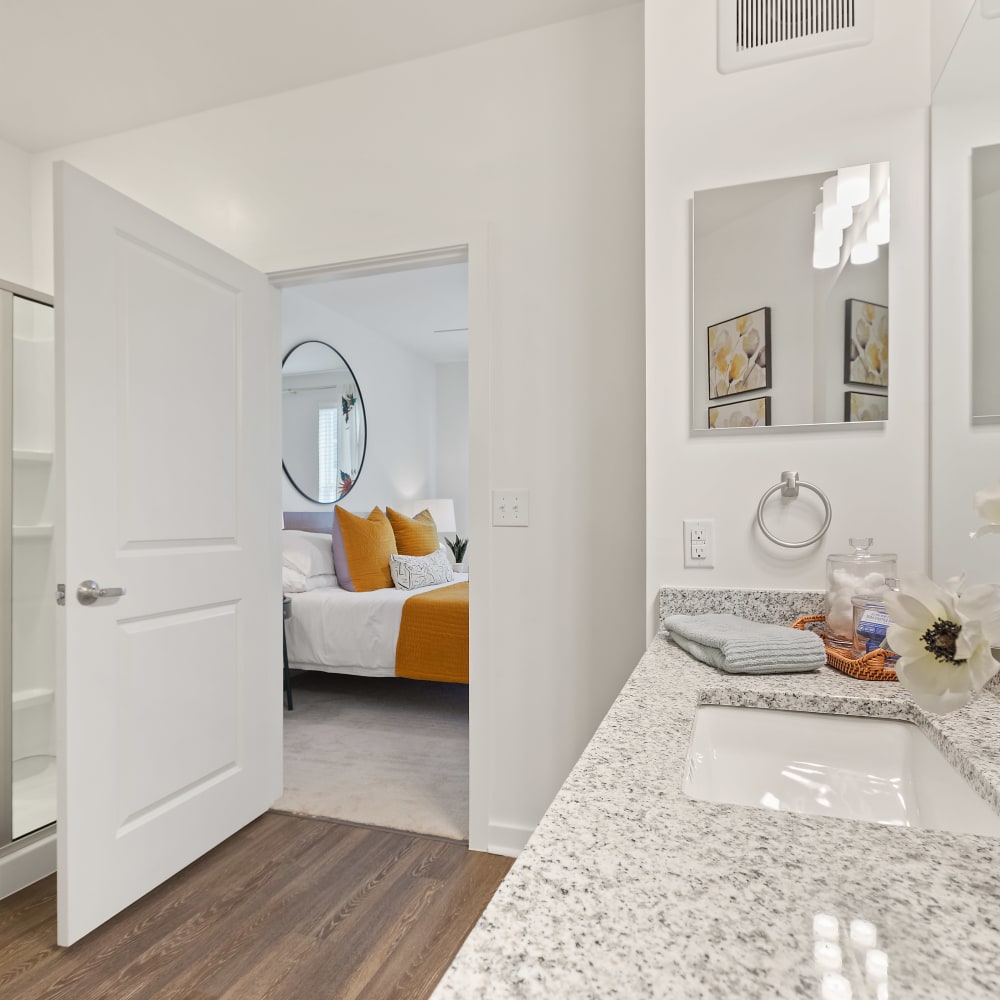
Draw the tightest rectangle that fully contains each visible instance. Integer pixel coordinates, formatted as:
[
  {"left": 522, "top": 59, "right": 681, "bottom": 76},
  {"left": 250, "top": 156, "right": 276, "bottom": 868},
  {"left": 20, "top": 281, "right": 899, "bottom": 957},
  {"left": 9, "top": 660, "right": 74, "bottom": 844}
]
[{"left": 395, "top": 582, "right": 469, "bottom": 684}]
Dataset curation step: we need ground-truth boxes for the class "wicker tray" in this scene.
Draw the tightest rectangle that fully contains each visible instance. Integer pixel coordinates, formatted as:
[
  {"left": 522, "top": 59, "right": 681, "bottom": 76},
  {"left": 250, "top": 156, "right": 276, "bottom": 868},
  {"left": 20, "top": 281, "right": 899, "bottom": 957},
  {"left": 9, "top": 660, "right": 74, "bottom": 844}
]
[{"left": 791, "top": 614, "right": 898, "bottom": 682}]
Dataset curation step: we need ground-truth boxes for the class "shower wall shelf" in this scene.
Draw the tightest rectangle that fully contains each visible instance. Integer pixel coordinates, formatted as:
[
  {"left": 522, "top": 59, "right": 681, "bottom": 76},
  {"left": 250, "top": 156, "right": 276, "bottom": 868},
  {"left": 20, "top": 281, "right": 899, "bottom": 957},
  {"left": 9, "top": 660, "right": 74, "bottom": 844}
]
[
  {"left": 13, "top": 688, "right": 54, "bottom": 711},
  {"left": 12, "top": 525, "right": 54, "bottom": 539},
  {"left": 12, "top": 450, "right": 53, "bottom": 464}
]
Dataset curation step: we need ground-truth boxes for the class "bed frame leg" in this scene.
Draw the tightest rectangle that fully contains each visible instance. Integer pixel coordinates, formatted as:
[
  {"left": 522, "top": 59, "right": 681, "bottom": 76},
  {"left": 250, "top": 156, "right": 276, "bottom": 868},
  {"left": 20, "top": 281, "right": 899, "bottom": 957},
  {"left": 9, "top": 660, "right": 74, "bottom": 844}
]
[{"left": 283, "top": 630, "right": 294, "bottom": 710}]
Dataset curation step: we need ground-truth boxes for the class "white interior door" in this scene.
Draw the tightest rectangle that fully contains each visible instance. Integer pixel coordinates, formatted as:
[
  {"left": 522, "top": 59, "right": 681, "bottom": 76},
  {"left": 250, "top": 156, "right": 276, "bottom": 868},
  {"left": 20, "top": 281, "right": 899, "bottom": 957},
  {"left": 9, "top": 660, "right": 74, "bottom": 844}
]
[{"left": 54, "top": 163, "right": 282, "bottom": 946}]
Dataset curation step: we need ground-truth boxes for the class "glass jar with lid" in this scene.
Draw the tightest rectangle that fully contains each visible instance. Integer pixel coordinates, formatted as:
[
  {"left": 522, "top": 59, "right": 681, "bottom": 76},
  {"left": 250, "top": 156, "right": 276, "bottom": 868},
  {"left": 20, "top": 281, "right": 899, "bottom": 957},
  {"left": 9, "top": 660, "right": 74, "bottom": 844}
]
[{"left": 825, "top": 538, "right": 897, "bottom": 648}]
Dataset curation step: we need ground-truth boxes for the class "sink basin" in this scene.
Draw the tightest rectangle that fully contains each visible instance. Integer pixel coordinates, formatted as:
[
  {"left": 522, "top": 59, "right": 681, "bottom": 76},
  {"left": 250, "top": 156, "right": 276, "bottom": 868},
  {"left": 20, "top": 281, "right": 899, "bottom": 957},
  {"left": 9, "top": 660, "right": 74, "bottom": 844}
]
[{"left": 684, "top": 705, "right": 1000, "bottom": 837}]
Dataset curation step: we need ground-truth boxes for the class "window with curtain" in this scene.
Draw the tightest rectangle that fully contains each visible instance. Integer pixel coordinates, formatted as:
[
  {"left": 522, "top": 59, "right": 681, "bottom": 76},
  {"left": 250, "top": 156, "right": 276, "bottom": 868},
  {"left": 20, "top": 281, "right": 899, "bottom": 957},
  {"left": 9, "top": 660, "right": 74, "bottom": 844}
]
[{"left": 317, "top": 407, "right": 339, "bottom": 503}]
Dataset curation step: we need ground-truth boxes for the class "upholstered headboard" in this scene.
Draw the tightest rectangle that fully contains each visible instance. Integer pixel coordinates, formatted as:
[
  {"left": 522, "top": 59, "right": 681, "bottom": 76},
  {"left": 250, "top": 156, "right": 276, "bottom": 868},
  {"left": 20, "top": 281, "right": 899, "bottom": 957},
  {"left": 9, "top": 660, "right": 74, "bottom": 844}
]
[{"left": 282, "top": 511, "right": 334, "bottom": 533}]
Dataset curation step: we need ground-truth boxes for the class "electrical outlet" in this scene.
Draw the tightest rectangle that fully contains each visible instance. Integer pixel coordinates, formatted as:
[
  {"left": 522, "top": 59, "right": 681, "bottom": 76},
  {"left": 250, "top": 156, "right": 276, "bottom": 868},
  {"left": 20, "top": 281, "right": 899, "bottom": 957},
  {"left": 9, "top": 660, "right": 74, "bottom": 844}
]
[
  {"left": 683, "top": 519, "right": 715, "bottom": 568},
  {"left": 492, "top": 490, "right": 530, "bottom": 526}
]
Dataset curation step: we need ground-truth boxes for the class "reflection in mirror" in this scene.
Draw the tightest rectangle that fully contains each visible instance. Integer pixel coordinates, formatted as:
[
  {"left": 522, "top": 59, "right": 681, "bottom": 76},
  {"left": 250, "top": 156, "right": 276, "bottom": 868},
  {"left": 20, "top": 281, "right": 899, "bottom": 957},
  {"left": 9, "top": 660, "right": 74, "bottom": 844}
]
[
  {"left": 930, "top": 0, "right": 1000, "bottom": 587},
  {"left": 692, "top": 163, "right": 890, "bottom": 430},
  {"left": 282, "top": 340, "right": 367, "bottom": 504},
  {"left": 972, "top": 143, "right": 1000, "bottom": 419}
]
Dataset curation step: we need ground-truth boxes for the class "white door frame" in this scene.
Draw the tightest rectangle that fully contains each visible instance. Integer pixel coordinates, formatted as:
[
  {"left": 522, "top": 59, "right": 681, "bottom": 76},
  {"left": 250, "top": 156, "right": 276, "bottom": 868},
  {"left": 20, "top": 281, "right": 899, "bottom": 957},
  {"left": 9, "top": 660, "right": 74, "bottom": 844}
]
[{"left": 269, "top": 227, "right": 492, "bottom": 853}]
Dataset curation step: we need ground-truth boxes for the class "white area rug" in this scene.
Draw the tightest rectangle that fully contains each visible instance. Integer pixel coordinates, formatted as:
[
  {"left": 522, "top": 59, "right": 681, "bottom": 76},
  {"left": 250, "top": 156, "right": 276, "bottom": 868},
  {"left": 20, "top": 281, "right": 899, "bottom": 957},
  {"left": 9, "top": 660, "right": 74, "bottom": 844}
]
[{"left": 275, "top": 671, "right": 469, "bottom": 840}]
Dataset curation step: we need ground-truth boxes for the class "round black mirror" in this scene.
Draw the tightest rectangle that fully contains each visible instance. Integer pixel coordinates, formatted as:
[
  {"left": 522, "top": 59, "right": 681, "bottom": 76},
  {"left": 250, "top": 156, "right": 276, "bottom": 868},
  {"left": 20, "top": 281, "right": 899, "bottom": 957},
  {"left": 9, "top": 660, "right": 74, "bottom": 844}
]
[{"left": 282, "top": 340, "right": 367, "bottom": 503}]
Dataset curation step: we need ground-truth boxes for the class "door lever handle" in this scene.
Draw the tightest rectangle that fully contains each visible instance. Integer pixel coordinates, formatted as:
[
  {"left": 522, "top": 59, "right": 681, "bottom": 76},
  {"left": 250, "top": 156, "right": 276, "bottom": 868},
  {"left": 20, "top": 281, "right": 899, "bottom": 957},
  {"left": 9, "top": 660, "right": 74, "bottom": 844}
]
[{"left": 77, "top": 580, "right": 126, "bottom": 605}]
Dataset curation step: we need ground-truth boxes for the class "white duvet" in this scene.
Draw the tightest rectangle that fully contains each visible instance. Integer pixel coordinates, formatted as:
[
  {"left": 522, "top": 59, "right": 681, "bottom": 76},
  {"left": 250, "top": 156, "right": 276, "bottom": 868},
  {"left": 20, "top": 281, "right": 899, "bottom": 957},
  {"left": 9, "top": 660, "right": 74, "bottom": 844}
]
[{"left": 284, "top": 574, "right": 468, "bottom": 677}]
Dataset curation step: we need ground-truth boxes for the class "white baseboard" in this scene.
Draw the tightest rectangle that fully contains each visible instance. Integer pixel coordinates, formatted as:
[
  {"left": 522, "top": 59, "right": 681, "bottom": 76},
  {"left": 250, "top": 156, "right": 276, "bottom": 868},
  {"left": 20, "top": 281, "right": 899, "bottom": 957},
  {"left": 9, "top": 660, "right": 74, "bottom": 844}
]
[
  {"left": 0, "top": 830, "right": 56, "bottom": 901},
  {"left": 487, "top": 821, "right": 533, "bottom": 858}
]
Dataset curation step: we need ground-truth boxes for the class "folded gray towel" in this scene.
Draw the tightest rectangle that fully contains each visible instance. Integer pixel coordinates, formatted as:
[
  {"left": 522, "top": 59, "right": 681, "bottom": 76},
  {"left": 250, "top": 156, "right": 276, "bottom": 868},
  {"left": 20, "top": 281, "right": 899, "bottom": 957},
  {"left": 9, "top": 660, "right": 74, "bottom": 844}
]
[{"left": 662, "top": 613, "right": 824, "bottom": 674}]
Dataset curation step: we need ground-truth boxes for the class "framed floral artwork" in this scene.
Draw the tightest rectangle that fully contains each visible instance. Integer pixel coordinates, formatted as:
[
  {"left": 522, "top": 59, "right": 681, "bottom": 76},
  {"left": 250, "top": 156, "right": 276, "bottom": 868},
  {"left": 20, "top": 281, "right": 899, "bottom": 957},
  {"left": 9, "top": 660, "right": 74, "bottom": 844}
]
[
  {"left": 707, "top": 307, "right": 771, "bottom": 399},
  {"left": 708, "top": 395, "right": 771, "bottom": 429},
  {"left": 844, "top": 391, "right": 888, "bottom": 422},
  {"left": 844, "top": 299, "right": 888, "bottom": 386}
]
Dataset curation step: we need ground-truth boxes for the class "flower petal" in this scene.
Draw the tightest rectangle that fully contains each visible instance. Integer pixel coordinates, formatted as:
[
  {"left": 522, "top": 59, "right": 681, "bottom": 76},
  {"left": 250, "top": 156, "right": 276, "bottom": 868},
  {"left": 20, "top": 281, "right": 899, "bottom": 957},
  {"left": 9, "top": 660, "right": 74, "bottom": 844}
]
[
  {"left": 957, "top": 584, "right": 1000, "bottom": 644},
  {"left": 954, "top": 618, "right": 986, "bottom": 662},
  {"left": 904, "top": 685, "right": 975, "bottom": 715},
  {"left": 883, "top": 591, "right": 930, "bottom": 631},
  {"left": 896, "top": 650, "right": 956, "bottom": 697},
  {"left": 904, "top": 572, "right": 954, "bottom": 607},
  {"left": 885, "top": 623, "right": 925, "bottom": 657},
  {"left": 966, "top": 641, "right": 1000, "bottom": 690}
]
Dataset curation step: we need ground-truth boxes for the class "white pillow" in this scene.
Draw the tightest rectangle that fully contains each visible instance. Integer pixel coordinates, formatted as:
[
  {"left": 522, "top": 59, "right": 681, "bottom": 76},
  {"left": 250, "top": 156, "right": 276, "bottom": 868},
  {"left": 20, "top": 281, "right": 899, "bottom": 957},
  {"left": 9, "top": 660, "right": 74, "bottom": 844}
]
[
  {"left": 282, "top": 529, "right": 336, "bottom": 582},
  {"left": 389, "top": 549, "right": 454, "bottom": 591},
  {"left": 282, "top": 566, "right": 307, "bottom": 593},
  {"left": 305, "top": 573, "right": 339, "bottom": 591}
]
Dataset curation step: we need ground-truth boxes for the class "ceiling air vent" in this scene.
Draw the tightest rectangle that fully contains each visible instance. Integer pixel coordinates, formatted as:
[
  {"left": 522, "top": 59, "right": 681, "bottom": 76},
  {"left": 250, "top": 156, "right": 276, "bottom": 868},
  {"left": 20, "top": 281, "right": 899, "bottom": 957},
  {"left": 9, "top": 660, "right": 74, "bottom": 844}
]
[{"left": 718, "top": 0, "right": 875, "bottom": 74}]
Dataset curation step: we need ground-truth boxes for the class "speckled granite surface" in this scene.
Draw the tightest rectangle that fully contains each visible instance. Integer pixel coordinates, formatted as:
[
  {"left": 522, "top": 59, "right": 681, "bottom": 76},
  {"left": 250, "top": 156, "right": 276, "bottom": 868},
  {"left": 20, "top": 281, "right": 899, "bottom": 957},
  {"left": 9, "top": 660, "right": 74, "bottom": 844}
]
[
  {"left": 658, "top": 585, "right": 826, "bottom": 630},
  {"left": 434, "top": 593, "right": 1000, "bottom": 999}
]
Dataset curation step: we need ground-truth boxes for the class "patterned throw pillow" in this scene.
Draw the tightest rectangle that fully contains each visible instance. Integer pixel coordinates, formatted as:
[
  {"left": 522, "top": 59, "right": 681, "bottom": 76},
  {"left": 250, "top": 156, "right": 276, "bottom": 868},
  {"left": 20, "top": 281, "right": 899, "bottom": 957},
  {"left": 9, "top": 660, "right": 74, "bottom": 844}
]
[
  {"left": 389, "top": 549, "right": 454, "bottom": 591},
  {"left": 386, "top": 507, "right": 440, "bottom": 556}
]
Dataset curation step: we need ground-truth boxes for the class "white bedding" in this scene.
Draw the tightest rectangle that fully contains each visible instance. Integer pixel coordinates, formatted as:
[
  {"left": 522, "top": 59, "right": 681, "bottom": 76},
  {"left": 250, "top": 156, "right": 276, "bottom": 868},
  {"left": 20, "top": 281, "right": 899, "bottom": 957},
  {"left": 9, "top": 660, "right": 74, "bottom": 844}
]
[{"left": 284, "top": 574, "right": 468, "bottom": 677}]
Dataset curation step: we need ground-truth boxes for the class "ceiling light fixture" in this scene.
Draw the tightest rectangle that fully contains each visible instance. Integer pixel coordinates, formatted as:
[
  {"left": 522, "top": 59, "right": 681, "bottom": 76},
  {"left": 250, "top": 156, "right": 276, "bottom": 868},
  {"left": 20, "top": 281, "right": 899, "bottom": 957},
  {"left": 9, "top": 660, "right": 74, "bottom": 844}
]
[
  {"left": 814, "top": 206, "right": 843, "bottom": 248},
  {"left": 850, "top": 240, "right": 879, "bottom": 265},
  {"left": 822, "top": 177, "right": 853, "bottom": 230},
  {"left": 837, "top": 164, "right": 871, "bottom": 207},
  {"left": 813, "top": 244, "right": 840, "bottom": 269}
]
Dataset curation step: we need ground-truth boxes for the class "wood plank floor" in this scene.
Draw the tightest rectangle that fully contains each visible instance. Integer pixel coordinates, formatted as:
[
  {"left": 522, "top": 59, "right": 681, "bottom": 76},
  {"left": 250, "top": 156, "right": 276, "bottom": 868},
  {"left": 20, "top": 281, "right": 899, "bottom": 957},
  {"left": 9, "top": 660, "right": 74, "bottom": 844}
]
[{"left": 0, "top": 813, "right": 512, "bottom": 1000}]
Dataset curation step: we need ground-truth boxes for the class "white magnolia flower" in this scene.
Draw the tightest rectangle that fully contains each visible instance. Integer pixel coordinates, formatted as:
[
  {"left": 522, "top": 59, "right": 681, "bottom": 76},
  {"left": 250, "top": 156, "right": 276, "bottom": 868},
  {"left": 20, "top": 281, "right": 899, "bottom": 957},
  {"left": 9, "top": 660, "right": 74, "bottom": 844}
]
[
  {"left": 883, "top": 573, "right": 1000, "bottom": 714},
  {"left": 971, "top": 483, "right": 1000, "bottom": 539}
]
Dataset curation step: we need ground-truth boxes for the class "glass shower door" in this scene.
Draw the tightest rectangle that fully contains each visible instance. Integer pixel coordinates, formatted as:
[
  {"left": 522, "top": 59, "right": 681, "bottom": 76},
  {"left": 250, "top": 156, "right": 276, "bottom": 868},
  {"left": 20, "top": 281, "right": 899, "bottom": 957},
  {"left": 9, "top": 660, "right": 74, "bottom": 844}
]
[{"left": 3, "top": 285, "right": 56, "bottom": 843}]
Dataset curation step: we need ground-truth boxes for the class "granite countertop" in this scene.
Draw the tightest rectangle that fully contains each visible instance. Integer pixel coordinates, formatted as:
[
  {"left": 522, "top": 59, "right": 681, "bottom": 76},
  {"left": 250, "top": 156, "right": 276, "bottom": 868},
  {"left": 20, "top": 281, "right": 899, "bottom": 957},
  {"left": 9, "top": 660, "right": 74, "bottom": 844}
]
[{"left": 433, "top": 598, "right": 1000, "bottom": 998}]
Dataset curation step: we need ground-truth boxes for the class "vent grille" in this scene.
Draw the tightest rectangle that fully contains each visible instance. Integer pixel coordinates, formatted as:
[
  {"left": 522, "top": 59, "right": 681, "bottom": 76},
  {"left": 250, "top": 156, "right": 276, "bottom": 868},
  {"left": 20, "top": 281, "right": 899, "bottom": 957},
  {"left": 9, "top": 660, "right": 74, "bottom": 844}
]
[
  {"left": 719, "top": 0, "right": 874, "bottom": 73},
  {"left": 737, "top": 0, "right": 856, "bottom": 51}
]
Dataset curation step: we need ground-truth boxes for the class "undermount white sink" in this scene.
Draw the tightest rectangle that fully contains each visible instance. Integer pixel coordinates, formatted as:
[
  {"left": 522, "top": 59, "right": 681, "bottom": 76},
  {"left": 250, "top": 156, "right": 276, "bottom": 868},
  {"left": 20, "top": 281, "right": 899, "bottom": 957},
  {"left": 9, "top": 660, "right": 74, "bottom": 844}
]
[{"left": 684, "top": 705, "right": 1000, "bottom": 837}]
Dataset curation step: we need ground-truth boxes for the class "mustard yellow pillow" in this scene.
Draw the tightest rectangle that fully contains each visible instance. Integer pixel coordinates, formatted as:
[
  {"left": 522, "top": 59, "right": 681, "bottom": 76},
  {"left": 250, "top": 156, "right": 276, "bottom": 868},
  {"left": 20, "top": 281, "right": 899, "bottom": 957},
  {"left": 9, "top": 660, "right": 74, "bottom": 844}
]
[
  {"left": 386, "top": 507, "right": 440, "bottom": 557},
  {"left": 331, "top": 507, "right": 397, "bottom": 592}
]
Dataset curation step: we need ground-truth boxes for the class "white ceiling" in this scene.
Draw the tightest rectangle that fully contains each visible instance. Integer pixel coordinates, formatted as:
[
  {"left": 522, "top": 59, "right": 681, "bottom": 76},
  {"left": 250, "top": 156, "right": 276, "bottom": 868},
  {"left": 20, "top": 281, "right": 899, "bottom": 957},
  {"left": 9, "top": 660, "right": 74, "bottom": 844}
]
[
  {"left": 289, "top": 261, "right": 469, "bottom": 363},
  {"left": 1, "top": 0, "right": 635, "bottom": 152}
]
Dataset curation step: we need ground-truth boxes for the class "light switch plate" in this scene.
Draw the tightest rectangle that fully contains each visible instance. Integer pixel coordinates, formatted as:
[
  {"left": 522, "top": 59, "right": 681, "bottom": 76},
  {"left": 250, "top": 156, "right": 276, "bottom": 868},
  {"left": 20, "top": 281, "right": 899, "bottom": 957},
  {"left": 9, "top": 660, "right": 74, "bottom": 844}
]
[{"left": 493, "top": 490, "right": 529, "bottom": 526}]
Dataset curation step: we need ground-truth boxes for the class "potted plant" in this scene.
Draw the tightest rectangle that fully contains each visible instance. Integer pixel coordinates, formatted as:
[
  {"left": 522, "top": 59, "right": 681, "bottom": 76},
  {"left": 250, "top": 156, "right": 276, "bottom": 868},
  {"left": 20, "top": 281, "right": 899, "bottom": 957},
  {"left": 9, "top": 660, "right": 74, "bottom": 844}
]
[{"left": 446, "top": 535, "right": 469, "bottom": 573}]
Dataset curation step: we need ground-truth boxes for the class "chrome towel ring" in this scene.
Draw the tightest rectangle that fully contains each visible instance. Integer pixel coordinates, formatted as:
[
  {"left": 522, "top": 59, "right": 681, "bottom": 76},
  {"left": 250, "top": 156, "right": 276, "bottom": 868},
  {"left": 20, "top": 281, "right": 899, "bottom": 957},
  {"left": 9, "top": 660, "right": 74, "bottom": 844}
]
[{"left": 756, "top": 470, "right": 832, "bottom": 549}]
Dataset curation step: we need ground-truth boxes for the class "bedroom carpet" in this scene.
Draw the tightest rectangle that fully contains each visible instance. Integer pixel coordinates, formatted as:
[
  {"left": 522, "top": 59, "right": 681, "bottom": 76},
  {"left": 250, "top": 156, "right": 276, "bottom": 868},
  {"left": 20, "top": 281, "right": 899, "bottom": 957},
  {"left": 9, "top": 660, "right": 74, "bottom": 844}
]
[{"left": 276, "top": 671, "right": 469, "bottom": 840}]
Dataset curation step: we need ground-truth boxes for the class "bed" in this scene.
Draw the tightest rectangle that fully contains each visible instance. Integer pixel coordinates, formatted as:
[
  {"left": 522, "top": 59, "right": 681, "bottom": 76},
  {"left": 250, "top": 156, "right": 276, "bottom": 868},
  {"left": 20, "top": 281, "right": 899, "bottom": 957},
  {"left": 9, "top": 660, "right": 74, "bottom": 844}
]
[{"left": 282, "top": 511, "right": 469, "bottom": 684}]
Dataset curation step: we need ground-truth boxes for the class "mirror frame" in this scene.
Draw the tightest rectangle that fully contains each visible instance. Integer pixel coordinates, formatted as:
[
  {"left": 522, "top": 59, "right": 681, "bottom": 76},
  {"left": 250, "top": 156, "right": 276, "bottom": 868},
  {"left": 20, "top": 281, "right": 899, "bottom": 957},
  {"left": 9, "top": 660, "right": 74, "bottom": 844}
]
[{"left": 281, "top": 339, "right": 367, "bottom": 505}]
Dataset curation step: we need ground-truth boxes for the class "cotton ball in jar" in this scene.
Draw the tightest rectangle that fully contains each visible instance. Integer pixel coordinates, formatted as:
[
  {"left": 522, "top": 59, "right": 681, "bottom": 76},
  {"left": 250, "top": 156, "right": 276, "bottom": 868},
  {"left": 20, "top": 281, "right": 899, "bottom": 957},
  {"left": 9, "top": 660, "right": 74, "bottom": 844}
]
[{"left": 827, "top": 594, "right": 855, "bottom": 637}]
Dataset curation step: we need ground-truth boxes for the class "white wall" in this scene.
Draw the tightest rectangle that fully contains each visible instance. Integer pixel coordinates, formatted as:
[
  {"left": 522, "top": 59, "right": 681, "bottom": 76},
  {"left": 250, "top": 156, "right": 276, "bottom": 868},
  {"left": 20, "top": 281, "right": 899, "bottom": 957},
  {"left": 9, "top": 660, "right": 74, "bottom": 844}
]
[
  {"left": 0, "top": 137, "right": 33, "bottom": 287},
  {"left": 282, "top": 291, "right": 437, "bottom": 514},
  {"left": 932, "top": 0, "right": 976, "bottom": 89},
  {"left": 29, "top": 6, "right": 647, "bottom": 850},
  {"left": 646, "top": 0, "right": 931, "bottom": 635},
  {"left": 435, "top": 361, "right": 469, "bottom": 538}
]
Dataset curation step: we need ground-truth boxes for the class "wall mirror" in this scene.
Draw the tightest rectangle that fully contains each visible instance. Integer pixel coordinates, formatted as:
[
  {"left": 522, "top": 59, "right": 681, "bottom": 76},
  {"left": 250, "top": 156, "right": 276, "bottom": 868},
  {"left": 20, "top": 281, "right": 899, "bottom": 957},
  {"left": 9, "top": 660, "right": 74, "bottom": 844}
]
[
  {"left": 282, "top": 340, "right": 367, "bottom": 504},
  {"left": 692, "top": 162, "right": 890, "bottom": 430},
  {"left": 972, "top": 141, "right": 1000, "bottom": 420},
  {"left": 930, "top": 0, "right": 1000, "bottom": 587}
]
